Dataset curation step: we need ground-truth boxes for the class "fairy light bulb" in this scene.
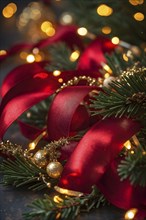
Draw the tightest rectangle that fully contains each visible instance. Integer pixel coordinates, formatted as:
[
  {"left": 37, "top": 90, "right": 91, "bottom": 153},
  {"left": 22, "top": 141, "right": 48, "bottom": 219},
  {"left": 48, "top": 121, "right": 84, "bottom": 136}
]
[
  {"left": 41, "top": 21, "right": 52, "bottom": 32},
  {"left": 133, "top": 12, "right": 144, "bottom": 21},
  {"left": 111, "top": 37, "right": 120, "bottom": 45},
  {"left": 125, "top": 208, "right": 138, "bottom": 219},
  {"left": 124, "top": 140, "right": 132, "bottom": 150},
  {"left": 53, "top": 70, "right": 61, "bottom": 77},
  {"left": 70, "top": 50, "right": 80, "bottom": 62},
  {"left": 97, "top": 4, "right": 113, "bottom": 16},
  {"left": 2, "top": 3, "right": 17, "bottom": 18},
  {"left": 102, "top": 26, "right": 112, "bottom": 34},
  {"left": 77, "top": 27, "right": 88, "bottom": 36},
  {"left": 26, "top": 54, "right": 35, "bottom": 63},
  {"left": 0, "top": 50, "right": 7, "bottom": 55}
]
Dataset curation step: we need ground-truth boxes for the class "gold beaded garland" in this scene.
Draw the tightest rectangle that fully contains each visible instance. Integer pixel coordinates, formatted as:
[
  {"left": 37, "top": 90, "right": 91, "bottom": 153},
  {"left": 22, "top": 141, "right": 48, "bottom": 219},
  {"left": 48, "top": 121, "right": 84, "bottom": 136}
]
[
  {"left": 33, "top": 150, "right": 48, "bottom": 167},
  {"left": 46, "top": 161, "right": 63, "bottom": 178}
]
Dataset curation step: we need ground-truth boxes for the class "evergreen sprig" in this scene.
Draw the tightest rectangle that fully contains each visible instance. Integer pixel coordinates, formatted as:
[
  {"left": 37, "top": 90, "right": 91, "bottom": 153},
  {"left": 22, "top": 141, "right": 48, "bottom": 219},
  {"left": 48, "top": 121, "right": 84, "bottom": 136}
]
[
  {"left": 90, "top": 67, "right": 146, "bottom": 121},
  {"left": 23, "top": 186, "right": 107, "bottom": 220},
  {"left": 104, "top": 50, "right": 146, "bottom": 77},
  {"left": 117, "top": 146, "right": 146, "bottom": 187},
  {"left": 21, "top": 96, "right": 54, "bottom": 128},
  {"left": 46, "top": 42, "right": 78, "bottom": 71},
  {"left": 0, "top": 155, "right": 57, "bottom": 191}
]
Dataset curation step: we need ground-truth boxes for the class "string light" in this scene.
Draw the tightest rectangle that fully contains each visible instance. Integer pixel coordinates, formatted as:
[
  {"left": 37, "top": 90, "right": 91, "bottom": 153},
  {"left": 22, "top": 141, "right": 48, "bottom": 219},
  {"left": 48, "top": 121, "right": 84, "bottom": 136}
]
[
  {"left": 129, "top": 0, "right": 144, "bottom": 5},
  {"left": 41, "top": 21, "right": 52, "bottom": 32},
  {"left": 46, "top": 27, "right": 55, "bottom": 36},
  {"left": 124, "top": 140, "right": 132, "bottom": 150},
  {"left": 123, "top": 54, "right": 129, "bottom": 62},
  {"left": 53, "top": 70, "right": 61, "bottom": 77},
  {"left": 133, "top": 12, "right": 144, "bottom": 21},
  {"left": 97, "top": 4, "right": 113, "bottom": 16},
  {"left": 60, "top": 13, "right": 73, "bottom": 24},
  {"left": 32, "top": 48, "right": 39, "bottom": 54},
  {"left": 102, "top": 64, "right": 113, "bottom": 74},
  {"left": 111, "top": 37, "right": 120, "bottom": 45},
  {"left": 125, "top": 208, "right": 138, "bottom": 219},
  {"left": 20, "top": 51, "right": 28, "bottom": 59},
  {"left": 58, "top": 78, "right": 63, "bottom": 83},
  {"left": 70, "top": 50, "right": 80, "bottom": 62},
  {"left": 102, "top": 26, "right": 112, "bottom": 34},
  {"left": 77, "top": 27, "right": 88, "bottom": 36},
  {"left": 2, "top": 3, "right": 17, "bottom": 18},
  {"left": 26, "top": 54, "right": 35, "bottom": 63}
]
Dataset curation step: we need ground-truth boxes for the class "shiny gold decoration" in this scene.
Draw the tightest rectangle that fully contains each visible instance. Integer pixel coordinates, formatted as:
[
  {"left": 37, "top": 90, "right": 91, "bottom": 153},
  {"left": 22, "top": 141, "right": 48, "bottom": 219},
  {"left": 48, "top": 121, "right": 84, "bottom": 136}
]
[
  {"left": 70, "top": 50, "right": 80, "bottom": 62},
  {"left": 103, "top": 76, "right": 116, "bottom": 88},
  {"left": 56, "top": 75, "right": 102, "bottom": 93},
  {"left": 46, "top": 161, "right": 63, "bottom": 178},
  {"left": 33, "top": 150, "right": 48, "bottom": 167},
  {"left": 54, "top": 186, "right": 84, "bottom": 197},
  {"left": 0, "top": 140, "right": 23, "bottom": 155}
]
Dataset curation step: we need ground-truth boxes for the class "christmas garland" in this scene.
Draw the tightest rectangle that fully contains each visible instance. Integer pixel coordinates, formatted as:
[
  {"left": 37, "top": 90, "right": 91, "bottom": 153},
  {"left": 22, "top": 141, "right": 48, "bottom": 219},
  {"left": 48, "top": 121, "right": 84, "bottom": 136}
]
[{"left": 0, "top": 26, "right": 146, "bottom": 220}]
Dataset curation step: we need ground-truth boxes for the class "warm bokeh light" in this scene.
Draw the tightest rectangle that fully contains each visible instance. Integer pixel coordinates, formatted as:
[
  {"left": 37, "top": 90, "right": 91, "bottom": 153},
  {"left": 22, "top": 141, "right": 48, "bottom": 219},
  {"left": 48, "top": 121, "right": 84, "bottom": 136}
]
[
  {"left": 125, "top": 208, "right": 138, "bottom": 219},
  {"left": 77, "top": 27, "right": 88, "bottom": 36},
  {"left": 104, "top": 73, "right": 110, "bottom": 78},
  {"left": 102, "top": 26, "right": 112, "bottom": 34},
  {"left": 41, "top": 21, "right": 52, "bottom": 32},
  {"left": 28, "top": 142, "right": 36, "bottom": 150},
  {"left": 133, "top": 12, "right": 144, "bottom": 21},
  {"left": 111, "top": 37, "right": 120, "bottom": 45},
  {"left": 124, "top": 140, "right": 132, "bottom": 150},
  {"left": 61, "top": 13, "right": 73, "bottom": 24},
  {"left": 26, "top": 54, "right": 35, "bottom": 63},
  {"left": 70, "top": 50, "right": 80, "bottom": 62},
  {"left": 2, "top": 3, "right": 17, "bottom": 18},
  {"left": 32, "top": 48, "right": 39, "bottom": 54},
  {"left": 58, "top": 78, "right": 63, "bottom": 83},
  {"left": 53, "top": 195, "right": 63, "bottom": 203},
  {"left": 103, "top": 64, "right": 112, "bottom": 74},
  {"left": 35, "top": 54, "right": 42, "bottom": 62},
  {"left": 46, "top": 27, "right": 55, "bottom": 36},
  {"left": 20, "top": 51, "right": 28, "bottom": 59},
  {"left": 123, "top": 54, "right": 129, "bottom": 62},
  {"left": 0, "top": 50, "right": 7, "bottom": 55},
  {"left": 53, "top": 70, "right": 61, "bottom": 77},
  {"left": 97, "top": 4, "right": 113, "bottom": 16},
  {"left": 129, "top": 0, "right": 144, "bottom": 5}
]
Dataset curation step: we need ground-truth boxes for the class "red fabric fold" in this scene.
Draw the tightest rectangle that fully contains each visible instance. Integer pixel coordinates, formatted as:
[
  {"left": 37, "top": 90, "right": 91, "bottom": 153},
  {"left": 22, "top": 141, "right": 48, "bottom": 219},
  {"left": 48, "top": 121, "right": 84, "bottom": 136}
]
[
  {"left": 98, "top": 159, "right": 146, "bottom": 209},
  {"left": 1, "top": 61, "right": 47, "bottom": 97},
  {"left": 78, "top": 36, "right": 116, "bottom": 71},
  {"left": 47, "top": 86, "right": 97, "bottom": 140},
  {"left": 0, "top": 74, "right": 59, "bottom": 139},
  {"left": 58, "top": 117, "right": 141, "bottom": 194}
]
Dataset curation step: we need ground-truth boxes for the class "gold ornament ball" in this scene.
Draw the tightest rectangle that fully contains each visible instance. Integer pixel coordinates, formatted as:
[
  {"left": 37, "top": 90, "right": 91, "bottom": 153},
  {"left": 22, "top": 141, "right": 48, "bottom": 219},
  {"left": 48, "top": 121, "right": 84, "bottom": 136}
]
[
  {"left": 33, "top": 150, "right": 48, "bottom": 167},
  {"left": 46, "top": 161, "right": 63, "bottom": 179}
]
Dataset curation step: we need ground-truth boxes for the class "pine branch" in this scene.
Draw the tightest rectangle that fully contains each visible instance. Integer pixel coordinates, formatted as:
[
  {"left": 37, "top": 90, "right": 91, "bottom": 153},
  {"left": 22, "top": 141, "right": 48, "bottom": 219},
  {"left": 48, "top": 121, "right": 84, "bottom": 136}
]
[
  {"left": 0, "top": 153, "right": 57, "bottom": 191},
  {"left": 46, "top": 42, "right": 78, "bottom": 71},
  {"left": 20, "top": 96, "right": 54, "bottom": 128},
  {"left": 23, "top": 186, "right": 107, "bottom": 220},
  {"left": 117, "top": 145, "right": 146, "bottom": 187},
  {"left": 104, "top": 50, "right": 146, "bottom": 77},
  {"left": 90, "top": 67, "right": 146, "bottom": 122}
]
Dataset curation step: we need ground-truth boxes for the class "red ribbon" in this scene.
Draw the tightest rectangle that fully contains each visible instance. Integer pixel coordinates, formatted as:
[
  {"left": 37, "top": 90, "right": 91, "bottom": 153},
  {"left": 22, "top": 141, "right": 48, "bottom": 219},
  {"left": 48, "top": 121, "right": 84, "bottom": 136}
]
[
  {"left": 47, "top": 86, "right": 96, "bottom": 140},
  {"left": 78, "top": 36, "right": 116, "bottom": 71},
  {"left": 58, "top": 117, "right": 141, "bottom": 193}
]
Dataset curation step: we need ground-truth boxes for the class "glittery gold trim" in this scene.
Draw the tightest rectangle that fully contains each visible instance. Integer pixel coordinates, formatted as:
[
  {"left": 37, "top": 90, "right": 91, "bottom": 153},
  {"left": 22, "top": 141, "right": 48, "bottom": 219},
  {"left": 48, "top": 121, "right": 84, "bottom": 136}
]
[{"left": 54, "top": 186, "right": 84, "bottom": 197}]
